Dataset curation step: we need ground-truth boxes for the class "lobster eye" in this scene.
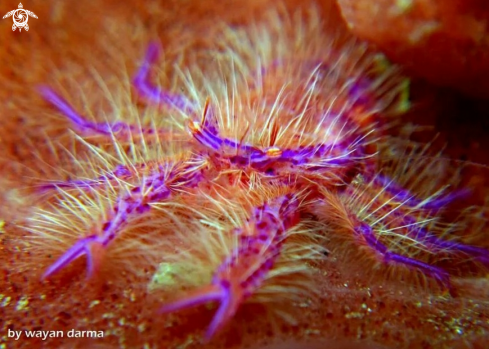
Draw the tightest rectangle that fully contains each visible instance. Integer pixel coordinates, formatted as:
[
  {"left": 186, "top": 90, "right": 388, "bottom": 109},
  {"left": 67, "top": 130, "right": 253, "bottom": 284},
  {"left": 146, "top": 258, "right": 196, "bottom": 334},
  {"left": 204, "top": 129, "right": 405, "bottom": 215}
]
[
  {"left": 188, "top": 120, "right": 201, "bottom": 133},
  {"left": 265, "top": 147, "right": 282, "bottom": 158}
]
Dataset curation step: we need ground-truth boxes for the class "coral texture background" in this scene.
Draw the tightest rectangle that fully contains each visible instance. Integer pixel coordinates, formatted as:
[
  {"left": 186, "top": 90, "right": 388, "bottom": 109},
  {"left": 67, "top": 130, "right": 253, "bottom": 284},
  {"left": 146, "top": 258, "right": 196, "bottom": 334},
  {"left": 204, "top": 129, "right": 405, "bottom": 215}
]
[
  {"left": 337, "top": 0, "right": 489, "bottom": 99},
  {"left": 1, "top": 1, "right": 488, "bottom": 348}
]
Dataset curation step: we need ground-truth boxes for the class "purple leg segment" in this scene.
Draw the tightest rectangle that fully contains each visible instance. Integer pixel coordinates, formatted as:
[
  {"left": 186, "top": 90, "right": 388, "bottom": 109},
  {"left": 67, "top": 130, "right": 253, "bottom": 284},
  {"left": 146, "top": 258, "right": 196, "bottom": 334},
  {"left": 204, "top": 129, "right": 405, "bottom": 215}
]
[
  {"left": 158, "top": 283, "right": 230, "bottom": 341},
  {"left": 39, "top": 86, "right": 112, "bottom": 136},
  {"left": 133, "top": 42, "right": 195, "bottom": 112},
  {"left": 355, "top": 223, "right": 450, "bottom": 287},
  {"left": 404, "top": 216, "right": 489, "bottom": 266},
  {"left": 42, "top": 235, "right": 105, "bottom": 280},
  {"left": 375, "top": 174, "right": 470, "bottom": 210},
  {"left": 159, "top": 287, "right": 223, "bottom": 314},
  {"left": 384, "top": 251, "right": 450, "bottom": 286},
  {"left": 39, "top": 165, "right": 133, "bottom": 192},
  {"left": 42, "top": 160, "right": 204, "bottom": 279},
  {"left": 39, "top": 86, "right": 165, "bottom": 140},
  {"left": 370, "top": 176, "right": 488, "bottom": 266},
  {"left": 205, "top": 282, "right": 232, "bottom": 340},
  {"left": 158, "top": 194, "right": 299, "bottom": 339}
]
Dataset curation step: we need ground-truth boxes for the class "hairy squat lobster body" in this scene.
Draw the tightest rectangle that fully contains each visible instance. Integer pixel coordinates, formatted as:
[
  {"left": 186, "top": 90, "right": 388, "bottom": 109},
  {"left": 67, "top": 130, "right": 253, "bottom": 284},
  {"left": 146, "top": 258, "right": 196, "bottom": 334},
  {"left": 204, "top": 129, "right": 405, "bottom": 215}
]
[{"left": 31, "top": 13, "right": 489, "bottom": 341}]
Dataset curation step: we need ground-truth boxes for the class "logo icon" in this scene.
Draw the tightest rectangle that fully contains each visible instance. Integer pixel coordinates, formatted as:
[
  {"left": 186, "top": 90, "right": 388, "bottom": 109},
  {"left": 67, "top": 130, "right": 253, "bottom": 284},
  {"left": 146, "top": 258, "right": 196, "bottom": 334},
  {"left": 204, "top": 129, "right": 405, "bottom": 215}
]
[{"left": 3, "top": 3, "right": 37, "bottom": 32}]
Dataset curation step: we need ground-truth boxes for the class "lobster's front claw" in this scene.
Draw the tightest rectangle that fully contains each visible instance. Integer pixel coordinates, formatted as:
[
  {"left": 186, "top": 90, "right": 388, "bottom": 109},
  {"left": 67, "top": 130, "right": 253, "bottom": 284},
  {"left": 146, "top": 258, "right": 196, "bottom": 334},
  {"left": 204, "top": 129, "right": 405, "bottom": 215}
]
[{"left": 42, "top": 235, "right": 105, "bottom": 280}]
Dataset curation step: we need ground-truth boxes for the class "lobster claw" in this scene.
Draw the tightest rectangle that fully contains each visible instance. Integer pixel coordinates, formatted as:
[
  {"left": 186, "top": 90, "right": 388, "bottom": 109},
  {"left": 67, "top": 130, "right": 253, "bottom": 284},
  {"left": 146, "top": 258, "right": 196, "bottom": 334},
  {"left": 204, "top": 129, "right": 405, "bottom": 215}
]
[{"left": 42, "top": 235, "right": 106, "bottom": 280}]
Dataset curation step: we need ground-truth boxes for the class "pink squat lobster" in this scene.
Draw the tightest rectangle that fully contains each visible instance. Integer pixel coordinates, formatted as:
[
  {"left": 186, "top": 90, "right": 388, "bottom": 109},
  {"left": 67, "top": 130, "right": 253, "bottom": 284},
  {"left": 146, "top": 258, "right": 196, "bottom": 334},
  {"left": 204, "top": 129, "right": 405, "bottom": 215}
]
[{"left": 37, "top": 42, "right": 489, "bottom": 339}]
